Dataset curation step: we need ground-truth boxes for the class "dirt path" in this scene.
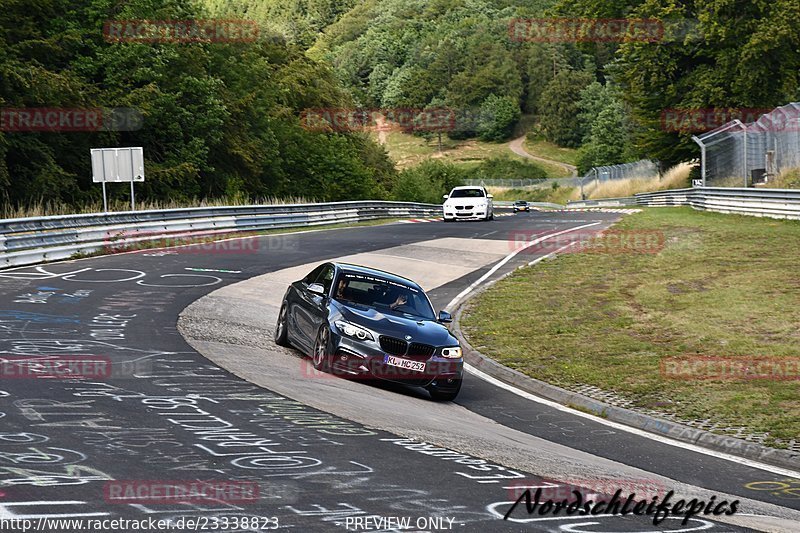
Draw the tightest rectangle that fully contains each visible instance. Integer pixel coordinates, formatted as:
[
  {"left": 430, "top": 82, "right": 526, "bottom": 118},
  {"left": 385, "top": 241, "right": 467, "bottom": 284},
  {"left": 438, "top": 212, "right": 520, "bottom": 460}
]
[
  {"left": 375, "top": 113, "right": 389, "bottom": 145},
  {"left": 508, "top": 135, "right": 578, "bottom": 177}
]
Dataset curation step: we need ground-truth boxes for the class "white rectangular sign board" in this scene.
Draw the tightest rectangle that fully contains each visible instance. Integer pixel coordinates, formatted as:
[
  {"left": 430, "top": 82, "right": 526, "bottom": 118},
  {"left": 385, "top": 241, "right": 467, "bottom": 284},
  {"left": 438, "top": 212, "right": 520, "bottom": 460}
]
[{"left": 91, "top": 147, "right": 144, "bottom": 183}]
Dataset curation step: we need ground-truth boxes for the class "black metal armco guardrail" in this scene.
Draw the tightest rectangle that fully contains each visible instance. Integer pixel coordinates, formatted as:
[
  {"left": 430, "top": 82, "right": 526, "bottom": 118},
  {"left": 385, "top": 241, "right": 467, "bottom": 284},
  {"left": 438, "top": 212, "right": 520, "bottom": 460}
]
[
  {"left": 566, "top": 187, "right": 800, "bottom": 220},
  {"left": 566, "top": 196, "right": 638, "bottom": 208},
  {"left": 7, "top": 189, "right": 793, "bottom": 269},
  {"left": 0, "top": 201, "right": 443, "bottom": 268},
  {"left": 635, "top": 187, "right": 800, "bottom": 219}
]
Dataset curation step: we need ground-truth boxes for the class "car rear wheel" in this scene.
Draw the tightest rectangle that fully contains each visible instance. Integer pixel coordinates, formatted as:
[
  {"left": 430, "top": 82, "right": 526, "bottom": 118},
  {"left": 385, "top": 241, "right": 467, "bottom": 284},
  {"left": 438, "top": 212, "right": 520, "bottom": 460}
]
[
  {"left": 312, "top": 326, "right": 331, "bottom": 372},
  {"left": 427, "top": 378, "right": 462, "bottom": 401},
  {"left": 274, "top": 303, "right": 290, "bottom": 347}
]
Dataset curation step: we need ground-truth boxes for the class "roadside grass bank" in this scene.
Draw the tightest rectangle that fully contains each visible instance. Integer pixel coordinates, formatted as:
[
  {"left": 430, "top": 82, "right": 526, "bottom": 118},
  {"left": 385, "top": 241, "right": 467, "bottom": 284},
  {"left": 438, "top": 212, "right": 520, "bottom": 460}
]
[
  {"left": 488, "top": 186, "right": 579, "bottom": 204},
  {"left": 523, "top": 134, "right": 579, "bottom": 167},
  {"left": 513, "top": 156, "right": 570, "bottom": 179},
  {"left": 460, "top": 207, "right": 800, "bottom": 448},
  {"left": 757, "top": 167, "right": 800, "bottom": 189},
  {"left": 0, "top": 195, "right": 315, "bottom": 220},
  {"left": 377, "top": 130, "right": 559, "bottom": 177}
]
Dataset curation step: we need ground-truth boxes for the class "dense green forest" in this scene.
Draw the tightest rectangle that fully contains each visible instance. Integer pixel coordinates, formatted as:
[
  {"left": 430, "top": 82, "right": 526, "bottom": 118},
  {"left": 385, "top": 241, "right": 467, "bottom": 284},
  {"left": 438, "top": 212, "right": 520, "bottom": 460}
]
[{"left": 1, "top": 0, "right": 799, "bottom": 211}]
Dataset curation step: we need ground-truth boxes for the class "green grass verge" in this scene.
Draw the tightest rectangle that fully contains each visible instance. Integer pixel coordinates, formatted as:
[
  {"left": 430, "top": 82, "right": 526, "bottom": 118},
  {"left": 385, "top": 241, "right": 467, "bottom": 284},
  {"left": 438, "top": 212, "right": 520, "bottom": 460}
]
[
  {"left": 523, "top": 134, "right": 579, "bottom": 166},
  {"left": 376, "top": 131, "right": 559, "bottom": 177},
  {"left": 461, "top": 207, "right": 800, "bottom": 448},
  {"left": 489, "top": 186, "right": 577, "bottom": 205}
]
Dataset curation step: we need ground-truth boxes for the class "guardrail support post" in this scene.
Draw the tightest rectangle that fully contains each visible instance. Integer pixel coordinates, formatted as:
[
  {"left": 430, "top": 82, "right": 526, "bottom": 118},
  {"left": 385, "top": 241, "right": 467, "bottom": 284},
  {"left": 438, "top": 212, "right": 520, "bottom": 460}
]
[{"left": 691, "top": 136, "right": 706, "bottom": 186}]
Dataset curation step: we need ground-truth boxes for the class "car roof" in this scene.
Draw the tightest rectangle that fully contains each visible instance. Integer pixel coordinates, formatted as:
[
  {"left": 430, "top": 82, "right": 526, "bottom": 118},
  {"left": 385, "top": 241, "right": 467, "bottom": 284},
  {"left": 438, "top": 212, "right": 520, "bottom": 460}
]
[
  {"left": 451, "top": 185, "right": 484, "bottom": 190},
  {"left": 333, "top": 263, "right": 422, "bottom": 289}
]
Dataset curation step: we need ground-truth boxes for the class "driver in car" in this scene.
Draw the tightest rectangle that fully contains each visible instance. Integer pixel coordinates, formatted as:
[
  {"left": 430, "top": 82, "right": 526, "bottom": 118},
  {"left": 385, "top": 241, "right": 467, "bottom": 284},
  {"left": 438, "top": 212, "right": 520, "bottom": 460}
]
[
  {"left": 389, "top": 293, "right": 408, "bottom": 310},
  {"left": 336, "top": 279, "right": 347, "bottom": 300}
]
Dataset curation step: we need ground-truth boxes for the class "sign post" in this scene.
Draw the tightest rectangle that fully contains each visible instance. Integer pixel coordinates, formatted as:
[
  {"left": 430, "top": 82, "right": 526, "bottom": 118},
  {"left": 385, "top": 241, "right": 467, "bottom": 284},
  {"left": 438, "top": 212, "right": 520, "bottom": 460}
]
[{"left": 90, "top": 147, "right": 144, "bottom": 212}]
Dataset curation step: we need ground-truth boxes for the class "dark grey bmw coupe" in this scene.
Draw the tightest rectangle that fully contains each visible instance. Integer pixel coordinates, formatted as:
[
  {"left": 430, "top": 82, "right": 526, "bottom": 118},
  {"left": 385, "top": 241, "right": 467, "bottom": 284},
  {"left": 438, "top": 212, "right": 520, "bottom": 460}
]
[{"left": 274, "top": 262, "right": 463, "bottom": 400}]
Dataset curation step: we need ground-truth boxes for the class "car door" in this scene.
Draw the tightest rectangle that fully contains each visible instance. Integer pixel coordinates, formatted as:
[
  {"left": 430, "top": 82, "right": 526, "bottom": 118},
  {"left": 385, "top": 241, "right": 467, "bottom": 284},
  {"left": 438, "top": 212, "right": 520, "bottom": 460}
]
[
  {"left": 287, "top": 264, "right": 323, "bottom": 350},
  {"left": 292, "top": 263, "right": 334, "bottom": 350}
]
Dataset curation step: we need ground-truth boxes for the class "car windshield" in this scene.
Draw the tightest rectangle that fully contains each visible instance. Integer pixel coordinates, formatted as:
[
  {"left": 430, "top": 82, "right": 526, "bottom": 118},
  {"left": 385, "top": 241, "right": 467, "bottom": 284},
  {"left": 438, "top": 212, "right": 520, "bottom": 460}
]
[
  {"left": 515, "top": 201, "right": 526, "bottom": 204},
  {"left": 449, "top": 189, "right": 484, "bottom": 198},
  {"left": 334, "top": 272, "right": 435, "bottom": 320}
]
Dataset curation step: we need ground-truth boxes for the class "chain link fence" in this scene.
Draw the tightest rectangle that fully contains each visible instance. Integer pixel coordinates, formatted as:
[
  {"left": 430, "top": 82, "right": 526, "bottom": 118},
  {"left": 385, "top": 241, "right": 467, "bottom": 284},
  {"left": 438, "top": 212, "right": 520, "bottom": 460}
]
[
  {"left": 694, "top": 102, "right": 800, "bottom": 186},
  {"left": 463, "top": 177, "right": 582, "bottom": 189},
  {"left": 577, "top": 160, "right": 659, "bottom": 196},
  {"left": 586, "top": 160, "right": 659, "bottom": 182}
]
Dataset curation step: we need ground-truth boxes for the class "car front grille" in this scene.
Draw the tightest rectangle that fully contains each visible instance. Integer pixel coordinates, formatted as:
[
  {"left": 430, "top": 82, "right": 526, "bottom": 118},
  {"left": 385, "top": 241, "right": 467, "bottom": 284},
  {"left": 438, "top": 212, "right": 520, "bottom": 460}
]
[
  {"left": 379, "top": 335, "right": 407, "bottom": 356},
  {"left": 408, "top": 342, "right": 435, "bottom": 358},
  {"left": 378, "top": 336, "right": 436, "bottom": 360}
]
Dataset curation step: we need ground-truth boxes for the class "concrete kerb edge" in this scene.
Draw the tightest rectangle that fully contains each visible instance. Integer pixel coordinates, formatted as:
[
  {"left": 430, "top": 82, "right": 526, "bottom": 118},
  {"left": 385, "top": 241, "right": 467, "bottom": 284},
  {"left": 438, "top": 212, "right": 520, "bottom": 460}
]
[{"left": 450, "top": 258, "right": 800, "bottom": 472}]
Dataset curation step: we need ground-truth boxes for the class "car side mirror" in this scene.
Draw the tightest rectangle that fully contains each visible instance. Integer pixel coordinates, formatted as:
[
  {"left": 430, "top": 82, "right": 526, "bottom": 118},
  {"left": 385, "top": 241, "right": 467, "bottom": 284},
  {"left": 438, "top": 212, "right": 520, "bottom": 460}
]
[
  {"left": 487, "top": 194, "right": 493, "bottom": 199},
  {"left": 308, "top": 283, "right": 325, "bottom": 296},
  {"left": 442, "top": 194, "right": 449, "bottom": 199},
  {"left": 438, "top": 310, "right": 452, "bottom": 323}
]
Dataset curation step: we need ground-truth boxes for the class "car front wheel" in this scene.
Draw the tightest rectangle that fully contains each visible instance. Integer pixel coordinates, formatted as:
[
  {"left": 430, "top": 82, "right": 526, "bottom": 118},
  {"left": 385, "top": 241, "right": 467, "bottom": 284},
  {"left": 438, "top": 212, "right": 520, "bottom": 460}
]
[
  {"left": 312, "top": 326, "right": 331, "bottom": 372},
  {"left": 274, "top": 303, "right": 290, "bottom": 346}
]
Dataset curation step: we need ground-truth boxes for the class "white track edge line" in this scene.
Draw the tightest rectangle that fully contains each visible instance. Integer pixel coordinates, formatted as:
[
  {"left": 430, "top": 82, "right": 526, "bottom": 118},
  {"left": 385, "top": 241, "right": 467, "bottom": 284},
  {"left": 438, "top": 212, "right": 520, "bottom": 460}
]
[{"left": 444, "top": 222, "right": 601, "bottom": 311}]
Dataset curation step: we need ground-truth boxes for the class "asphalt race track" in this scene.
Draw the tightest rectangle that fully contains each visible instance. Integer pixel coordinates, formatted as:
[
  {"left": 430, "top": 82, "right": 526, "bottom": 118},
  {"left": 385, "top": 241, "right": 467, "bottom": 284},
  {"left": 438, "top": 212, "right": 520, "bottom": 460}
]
[{"left": 0, "top": 211, "right": 798, "bottom": 532}]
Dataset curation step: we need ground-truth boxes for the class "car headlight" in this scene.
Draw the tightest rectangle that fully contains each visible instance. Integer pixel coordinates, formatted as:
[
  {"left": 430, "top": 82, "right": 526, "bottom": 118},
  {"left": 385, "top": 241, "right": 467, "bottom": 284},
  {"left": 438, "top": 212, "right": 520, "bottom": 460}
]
[
  {"left": 441, "top": 346, "right": 462, "bottom": 359},
  {"left": 334, "top": 320, "right": 374, "bottom": 341}
]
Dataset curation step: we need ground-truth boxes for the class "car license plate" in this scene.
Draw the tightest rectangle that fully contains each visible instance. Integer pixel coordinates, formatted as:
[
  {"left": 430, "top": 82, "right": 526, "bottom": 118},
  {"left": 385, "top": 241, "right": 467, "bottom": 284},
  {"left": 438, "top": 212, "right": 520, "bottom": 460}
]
[{"left": 384, "top": 355, "right": 425, "bottom": 372}]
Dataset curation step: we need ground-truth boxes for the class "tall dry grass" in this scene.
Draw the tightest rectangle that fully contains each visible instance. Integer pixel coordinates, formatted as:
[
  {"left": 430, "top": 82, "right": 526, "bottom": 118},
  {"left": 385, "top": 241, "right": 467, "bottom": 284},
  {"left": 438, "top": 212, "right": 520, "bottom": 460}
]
[
  {"left": 757, "top": 168, "right": 800, "bottom": 189},
  {"left": 583, "top": 162, "right": 694, "bottom": 199},
  {"left": 0, "top": 196, "right": 317, "bottom": 220}
]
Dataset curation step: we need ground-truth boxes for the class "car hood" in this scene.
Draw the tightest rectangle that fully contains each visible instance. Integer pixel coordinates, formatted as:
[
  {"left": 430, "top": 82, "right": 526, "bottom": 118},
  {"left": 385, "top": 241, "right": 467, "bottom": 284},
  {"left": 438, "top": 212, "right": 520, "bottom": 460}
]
[
  {"left": 334, "top": 301, "right": 456, "bottom": 346},
  {"left": 444, "top": 197, "right": 488, "bottom": 207}
]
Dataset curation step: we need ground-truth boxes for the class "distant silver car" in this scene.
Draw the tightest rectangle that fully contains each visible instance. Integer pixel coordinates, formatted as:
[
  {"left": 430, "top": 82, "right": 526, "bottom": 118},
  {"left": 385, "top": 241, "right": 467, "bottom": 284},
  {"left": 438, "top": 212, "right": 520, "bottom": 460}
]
[{"left": 513, "top": 200, "right": 530, "bottom": 212}]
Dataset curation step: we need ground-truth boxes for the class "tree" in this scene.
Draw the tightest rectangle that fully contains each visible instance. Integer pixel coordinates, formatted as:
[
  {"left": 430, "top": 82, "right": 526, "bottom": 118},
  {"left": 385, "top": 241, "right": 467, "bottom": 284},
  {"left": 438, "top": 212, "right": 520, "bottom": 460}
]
[
  {"left": 576, "top": 100, "right": 632, "bottom": 173},
  {"left": 477, "top": 94, "right": 521, "bottom": 141},
  {"left": 0, "top": 0, "right": 399, "bottom": 211},
  {"left": 612, "top": 0, "right": 800, "bottom": 167},
  {"left": 576, "top": 82, "right": 610, "bottom": 142},
  {"left": 538, "top": 69, "right": 595, "bottom": 147},
  {"left": 523, "top": 44, "right": 573, "bottom": 114},
  {"left": 392, "top": 160, "right": 465, "bottom": 203}
]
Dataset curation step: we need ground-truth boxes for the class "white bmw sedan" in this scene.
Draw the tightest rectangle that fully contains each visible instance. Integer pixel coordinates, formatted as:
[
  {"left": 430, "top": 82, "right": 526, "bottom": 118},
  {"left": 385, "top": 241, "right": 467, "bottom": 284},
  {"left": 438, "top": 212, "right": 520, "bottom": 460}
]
[{"left": 442, "top": 186, "right": 494, "bottom": 221}]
